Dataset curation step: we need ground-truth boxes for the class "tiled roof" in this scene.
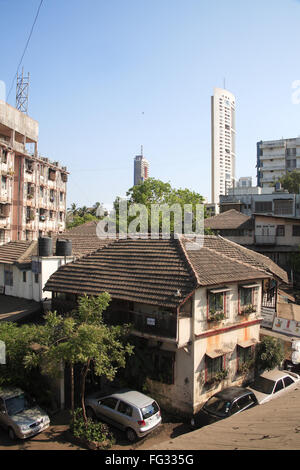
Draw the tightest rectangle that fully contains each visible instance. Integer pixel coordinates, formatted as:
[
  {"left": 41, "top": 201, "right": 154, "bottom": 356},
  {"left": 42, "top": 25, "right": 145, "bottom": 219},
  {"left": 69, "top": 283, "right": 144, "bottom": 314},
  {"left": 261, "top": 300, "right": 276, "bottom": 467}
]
[
  {"left": 45, "top": 237, "right": 197, "bottom": 308},
  {"left": 52, "top": 221, "right": 111, "bottom": 258},
  {"left": 44, "top": 235, "right": 288, "bottom": 308},
  {"left": 204, "top": 209, "right": 252, "bottom": 230},
  {"left": 0, "top": 241, "right": 37, "bottom": 265}
]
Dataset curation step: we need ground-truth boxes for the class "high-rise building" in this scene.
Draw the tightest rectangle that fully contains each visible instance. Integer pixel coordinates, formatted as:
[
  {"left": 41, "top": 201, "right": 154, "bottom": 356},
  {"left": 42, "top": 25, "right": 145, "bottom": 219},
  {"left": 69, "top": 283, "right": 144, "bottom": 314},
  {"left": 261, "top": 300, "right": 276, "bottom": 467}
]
[
  {"left": 134, "top": 148, "right": 149, "bottom": 186},
  {"left": 211, "top": 87, "right": 236, "bottom": 204},
  {"left": 0, "top": 100, "right": 68, "bottom": 245},
  {"left": 257, "top": 138, "right": 300, "bottom": 188}
]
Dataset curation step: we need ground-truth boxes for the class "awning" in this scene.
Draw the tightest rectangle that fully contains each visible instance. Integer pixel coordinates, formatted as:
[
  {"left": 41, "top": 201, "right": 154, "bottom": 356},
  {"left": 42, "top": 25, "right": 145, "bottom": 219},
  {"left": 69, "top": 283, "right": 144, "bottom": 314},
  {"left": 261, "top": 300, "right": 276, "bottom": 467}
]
[
  {"left": 237, "top": 338, "right": 258, "bottom": 348},
  {"left": 206, "top": 346, "right": 233, "bottom": 359},
  {"left": 209, "top": 287, "right": 232, "bottom": 294},
  {"left": 241, "top": 283, "right": 260, "bottom": 289}
]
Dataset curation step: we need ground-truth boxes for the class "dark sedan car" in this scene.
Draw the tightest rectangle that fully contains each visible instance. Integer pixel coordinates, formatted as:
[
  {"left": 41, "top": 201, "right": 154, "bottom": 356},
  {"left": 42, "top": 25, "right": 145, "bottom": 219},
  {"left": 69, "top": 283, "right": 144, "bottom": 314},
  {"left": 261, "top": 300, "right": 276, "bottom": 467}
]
[{"left": 191, "top": 386, "right": 258, "bottom": 428}]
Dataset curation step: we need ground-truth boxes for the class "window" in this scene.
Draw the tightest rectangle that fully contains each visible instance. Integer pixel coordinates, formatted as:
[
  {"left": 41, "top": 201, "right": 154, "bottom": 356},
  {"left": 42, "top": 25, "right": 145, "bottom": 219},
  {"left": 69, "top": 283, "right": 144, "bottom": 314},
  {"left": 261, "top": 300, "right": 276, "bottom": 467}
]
[
  {"left": 239, "top": 288, "right": 252, "bottom": 307},
  {"left": 274, "top": 199, "right": 293, "bottom": 215},
  {"left": 34, "top": 273, "right": 39, "bottom": 284},
  {"left": 274, "top": 379, "right": 284, "bottom": 393},
  {"left": 276, "top": 225, "right": 285, "bottom": 237},
  {"left": 101, "top": 397, "right": 118, "bottom": 410},
  {"left": 148, "top": 351, "right": 175, "bottom": 385},
  {"left": 4, "top": 269, "right": 13, "bottom": 287},
  {"left": 293, "top": 225, "right": 300, "bottom": 237},
  {"left": 1, "top": 176, "right": 6, "bottom": 191},
  {"left": 117, "top": 401, "right": 133, "bottom": 417},
  {"left": 255, "top": 201, "right": 272, "bottom": 213},
  {"left": 209, "top": 292, "right": 224, "bottom": 313},
  {"left": 205, "top": 355, "right": 224, "bottom": 382},
  {"left": 238, "top": 345, "right": 253, "bottom": 365},
  {"left": 283, "top": 376, "right": 294, "bottom": 388},
  {"left": 22, "top": 272, "right": 27, "bottom": 283}
]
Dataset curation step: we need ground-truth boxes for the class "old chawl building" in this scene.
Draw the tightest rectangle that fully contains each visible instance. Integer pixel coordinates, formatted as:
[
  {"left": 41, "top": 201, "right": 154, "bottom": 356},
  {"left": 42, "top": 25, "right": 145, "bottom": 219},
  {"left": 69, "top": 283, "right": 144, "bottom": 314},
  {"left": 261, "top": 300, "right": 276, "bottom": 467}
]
[
  {"left": 44, "top": 235, "right": 288, "bottom": 416},
  {"left": 0, "top": 100, "right": 68, "bottom": 245}
]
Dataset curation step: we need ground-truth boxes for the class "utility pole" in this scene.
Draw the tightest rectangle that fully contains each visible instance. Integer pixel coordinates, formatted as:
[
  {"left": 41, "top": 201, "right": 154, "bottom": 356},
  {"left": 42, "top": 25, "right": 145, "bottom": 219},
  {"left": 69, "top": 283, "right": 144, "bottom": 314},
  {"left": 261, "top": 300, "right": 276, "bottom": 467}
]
[{"left": 16, "top": 68, "right": 30, "bottom": 114}]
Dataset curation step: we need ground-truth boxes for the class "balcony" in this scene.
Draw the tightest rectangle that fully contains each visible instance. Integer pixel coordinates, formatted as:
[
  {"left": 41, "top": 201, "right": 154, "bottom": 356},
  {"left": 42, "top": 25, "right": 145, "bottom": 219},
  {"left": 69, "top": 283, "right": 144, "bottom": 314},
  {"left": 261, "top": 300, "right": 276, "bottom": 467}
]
[
  {"left": 255, "top": 235, "right": 276, "bottom": 245},
  {"left": 104, "top": 309, "right": 177, "bottom": 340}
]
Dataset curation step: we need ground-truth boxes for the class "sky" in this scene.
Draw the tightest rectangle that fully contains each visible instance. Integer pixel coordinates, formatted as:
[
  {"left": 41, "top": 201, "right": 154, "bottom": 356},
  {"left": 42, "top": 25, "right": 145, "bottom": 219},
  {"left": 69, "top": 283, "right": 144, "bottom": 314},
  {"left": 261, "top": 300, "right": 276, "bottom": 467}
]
[{"left": 1, "top": 0, "right": 300, "bottom": 209}]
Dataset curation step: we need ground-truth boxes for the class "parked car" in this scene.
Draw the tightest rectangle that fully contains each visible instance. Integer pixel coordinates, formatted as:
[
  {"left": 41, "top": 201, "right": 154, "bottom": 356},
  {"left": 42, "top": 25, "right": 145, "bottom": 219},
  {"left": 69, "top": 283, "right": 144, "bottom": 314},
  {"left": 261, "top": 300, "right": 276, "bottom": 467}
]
[
  {"left": 190, "top": 386, "right": 258, "bottom": 429},
  {"left": 0, "top": 387, "right": 50, "bottom": 440},
  {"left": 85, "top": 388, "right": 161, "bottom": 442},
  {"left": 248, "top": 369, "right": 300, "bottom": 405}
]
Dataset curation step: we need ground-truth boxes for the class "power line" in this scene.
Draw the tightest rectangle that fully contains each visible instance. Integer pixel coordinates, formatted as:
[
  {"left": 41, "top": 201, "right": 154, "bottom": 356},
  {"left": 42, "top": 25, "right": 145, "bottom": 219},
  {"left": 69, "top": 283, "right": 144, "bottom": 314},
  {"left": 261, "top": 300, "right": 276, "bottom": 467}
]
[{"left": 7, "top": 0, "right": 44, "bottom": 101}]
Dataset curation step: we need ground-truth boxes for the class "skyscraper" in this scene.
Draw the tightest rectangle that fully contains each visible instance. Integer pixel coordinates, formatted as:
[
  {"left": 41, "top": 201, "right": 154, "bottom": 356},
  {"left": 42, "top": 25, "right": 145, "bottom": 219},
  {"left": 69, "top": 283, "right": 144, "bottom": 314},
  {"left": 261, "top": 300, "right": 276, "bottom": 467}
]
[
  {"left": 134, "top": 148, "right": 149, "bottom": 186},
  {"left": 211, "top": 87, "right": 236, "bottom": 204}
]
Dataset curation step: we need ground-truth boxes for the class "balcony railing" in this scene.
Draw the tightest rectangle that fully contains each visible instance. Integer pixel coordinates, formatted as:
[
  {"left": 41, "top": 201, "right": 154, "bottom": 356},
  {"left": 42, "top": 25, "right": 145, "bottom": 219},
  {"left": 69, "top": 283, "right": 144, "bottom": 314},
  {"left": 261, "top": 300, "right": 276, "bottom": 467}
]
[
  {"left": 255, "top": 235, "right": 276, "bottom": 245},
  {"left": 104, "top": 309, "right": 177, "bottom": 339}
]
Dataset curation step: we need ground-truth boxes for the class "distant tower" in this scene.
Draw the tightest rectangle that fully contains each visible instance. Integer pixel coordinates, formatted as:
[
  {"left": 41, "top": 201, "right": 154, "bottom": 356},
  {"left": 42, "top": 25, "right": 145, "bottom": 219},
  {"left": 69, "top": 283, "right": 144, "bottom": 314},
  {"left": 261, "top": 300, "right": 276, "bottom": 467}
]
[
  {"left": 134, "top": 146, "right": 149, "bottom": 185},
  {"left": 211, "top": 87, "right": 236, "bottom": 204},
  {"left": 16, "top": 68, "right": 30, "bottom": 114}
]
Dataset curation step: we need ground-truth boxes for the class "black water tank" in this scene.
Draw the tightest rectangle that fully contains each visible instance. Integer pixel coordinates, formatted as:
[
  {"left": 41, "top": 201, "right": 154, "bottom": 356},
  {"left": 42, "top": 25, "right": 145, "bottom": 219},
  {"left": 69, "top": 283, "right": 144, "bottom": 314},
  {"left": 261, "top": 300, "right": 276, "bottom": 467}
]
[
  {"left": 38, "top": 237, "right": 53, "bottom": 257},
  {"left": 56, "top": 239, "right": 72, "bottom": 256}
]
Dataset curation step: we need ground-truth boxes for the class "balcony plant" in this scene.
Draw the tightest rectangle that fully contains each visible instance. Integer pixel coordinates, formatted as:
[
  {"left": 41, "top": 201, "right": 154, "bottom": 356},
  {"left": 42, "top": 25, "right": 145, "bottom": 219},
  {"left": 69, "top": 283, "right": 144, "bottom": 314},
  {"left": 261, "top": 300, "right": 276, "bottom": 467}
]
[
  {"left": 206, "top": 369, "right": 228, "bottom": 386},
  {"left": 239, "top": 304, "right": 256, "bottom": 316},
  {"left": 208, "top": 309, "right": 225, "bottom": 323},
  {"left": 237, "top": 359, "right": 255, "bottom": 375}
]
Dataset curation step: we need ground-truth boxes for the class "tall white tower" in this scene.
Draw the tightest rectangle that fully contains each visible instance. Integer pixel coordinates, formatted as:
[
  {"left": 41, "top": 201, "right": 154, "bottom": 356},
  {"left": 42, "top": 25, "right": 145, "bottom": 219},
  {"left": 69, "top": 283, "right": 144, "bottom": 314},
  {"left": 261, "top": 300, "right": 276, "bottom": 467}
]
[{"left": 211, "top": 87, "right": 236, "bottom": 204}]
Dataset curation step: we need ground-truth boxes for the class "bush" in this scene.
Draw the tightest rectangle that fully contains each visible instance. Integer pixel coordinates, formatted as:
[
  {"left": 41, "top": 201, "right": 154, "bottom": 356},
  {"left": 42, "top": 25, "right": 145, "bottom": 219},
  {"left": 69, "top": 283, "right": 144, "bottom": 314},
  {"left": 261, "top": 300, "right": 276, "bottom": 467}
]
[
  {"left": 256, "top": 336, "right": 284, "bottom": 372},
  {"left": 70, "top": 408, "right": 115, "bottom": 448}
]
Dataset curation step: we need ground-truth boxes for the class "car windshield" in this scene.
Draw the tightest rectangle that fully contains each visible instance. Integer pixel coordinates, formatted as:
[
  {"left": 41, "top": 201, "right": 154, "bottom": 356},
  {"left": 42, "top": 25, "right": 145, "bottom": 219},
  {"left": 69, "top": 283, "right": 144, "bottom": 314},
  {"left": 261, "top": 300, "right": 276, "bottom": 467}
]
[
  {"left": 5, "top": 394, "right": 29, "bottom": 416},
  {"left": 203, "top": 396, "right": 231, "bottom": 416},
  {"left": 251, "top": 377, "right": 275, "bottom": 394},
  {"left": 142, "top": 401, "right": 159, "bottom": 420}
]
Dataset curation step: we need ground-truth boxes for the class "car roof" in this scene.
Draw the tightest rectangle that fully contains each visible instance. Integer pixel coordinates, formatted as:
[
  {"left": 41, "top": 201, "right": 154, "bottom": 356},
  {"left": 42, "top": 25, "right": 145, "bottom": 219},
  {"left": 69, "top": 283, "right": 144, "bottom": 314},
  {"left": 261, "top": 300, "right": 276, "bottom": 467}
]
[
  {"left": 108, "top": 389, "right": 155, "bottom": 408},
  {"left": 0, "top": 387, "right": 24, "bottom": 400},
  {"left": 258, "top": 369, "right": 293, "bottom": 381},
  {"left": 214, "top": 387, "right": 253, "bottom": 401}
]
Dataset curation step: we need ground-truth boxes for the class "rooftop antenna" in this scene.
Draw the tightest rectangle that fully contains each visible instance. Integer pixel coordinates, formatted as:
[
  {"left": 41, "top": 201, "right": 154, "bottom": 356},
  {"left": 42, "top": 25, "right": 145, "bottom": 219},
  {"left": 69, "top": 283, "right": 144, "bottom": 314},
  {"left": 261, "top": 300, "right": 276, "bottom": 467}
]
[
  {"left": 223, "top": 77, "right": 226, "bottom": 90},
  {"left": 16, "top": 68, "right": 30, "bottom": 114}
]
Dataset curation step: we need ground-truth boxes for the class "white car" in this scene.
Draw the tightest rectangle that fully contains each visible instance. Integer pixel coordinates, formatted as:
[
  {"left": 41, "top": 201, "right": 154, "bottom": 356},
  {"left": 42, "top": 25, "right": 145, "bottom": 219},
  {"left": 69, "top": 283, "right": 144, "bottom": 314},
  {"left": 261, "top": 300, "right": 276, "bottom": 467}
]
[
  {"left": 0, "top": 387, "right": 50, "bottom": 440},
  {"left": 85, "top": 388, "right": 161, "bottom": 442},
  {"left": 248, "top": 369, "right": 300, "bottom": 405}
]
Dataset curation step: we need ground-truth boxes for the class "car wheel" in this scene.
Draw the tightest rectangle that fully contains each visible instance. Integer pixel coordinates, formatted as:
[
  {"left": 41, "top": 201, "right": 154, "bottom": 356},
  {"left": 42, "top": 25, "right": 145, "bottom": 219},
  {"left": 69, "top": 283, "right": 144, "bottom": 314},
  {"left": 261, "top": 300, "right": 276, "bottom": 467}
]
[
  {"left": 8, "top": 427, "right": 16, "bottom": 440},
  {"left": 126, "top": 427, "right": 137, "bottom": 443},
  {"left": 86, "top": 407, "right": 97, "bottom": 421}
]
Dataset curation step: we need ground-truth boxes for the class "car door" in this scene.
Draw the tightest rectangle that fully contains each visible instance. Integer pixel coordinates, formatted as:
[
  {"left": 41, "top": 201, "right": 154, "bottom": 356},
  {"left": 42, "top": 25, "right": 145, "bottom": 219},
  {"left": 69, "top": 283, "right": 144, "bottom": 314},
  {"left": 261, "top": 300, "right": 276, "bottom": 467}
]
[
  {"left": 115, "top": 400, "right": 134, "bottom": 430},
  {"left": 97, "top": 397, "right": 119, "bottom": 424}
]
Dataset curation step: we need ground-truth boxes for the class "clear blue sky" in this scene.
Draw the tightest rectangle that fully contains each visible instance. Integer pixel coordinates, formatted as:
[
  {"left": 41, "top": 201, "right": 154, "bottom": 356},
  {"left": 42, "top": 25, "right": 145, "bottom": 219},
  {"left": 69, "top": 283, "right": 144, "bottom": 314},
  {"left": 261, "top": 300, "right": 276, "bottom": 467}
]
[{"left": 1, "top": 0, "right": 300, "bottom": 208}]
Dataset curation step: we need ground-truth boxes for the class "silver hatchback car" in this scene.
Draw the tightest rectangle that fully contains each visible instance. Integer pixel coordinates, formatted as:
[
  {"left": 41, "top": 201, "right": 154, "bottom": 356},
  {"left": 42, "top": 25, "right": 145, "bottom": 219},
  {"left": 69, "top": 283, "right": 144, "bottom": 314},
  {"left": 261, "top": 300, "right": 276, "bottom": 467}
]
[
  {"left": 0, "top": 387, "right": 50, "bottom": 440},
  {"left": 85, "top": 389, "right": 162, "bottom": 442}
]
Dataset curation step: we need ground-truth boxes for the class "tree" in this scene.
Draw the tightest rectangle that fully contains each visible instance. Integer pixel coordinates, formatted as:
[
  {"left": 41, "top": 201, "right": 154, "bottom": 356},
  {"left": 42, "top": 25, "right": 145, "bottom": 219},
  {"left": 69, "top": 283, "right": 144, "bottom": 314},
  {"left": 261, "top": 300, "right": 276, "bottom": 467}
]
[
  {"left": 24, "top": 294, "right": 133, "bottom": 422},
  {"left": 276, "top": 170, "right": 300, "bottom": 194},
  {"left": 255, "top": 336, "right": 284, "bottom": 372},
  {"left": 112, "top": 178, "right": 206, "bottom": 234}
]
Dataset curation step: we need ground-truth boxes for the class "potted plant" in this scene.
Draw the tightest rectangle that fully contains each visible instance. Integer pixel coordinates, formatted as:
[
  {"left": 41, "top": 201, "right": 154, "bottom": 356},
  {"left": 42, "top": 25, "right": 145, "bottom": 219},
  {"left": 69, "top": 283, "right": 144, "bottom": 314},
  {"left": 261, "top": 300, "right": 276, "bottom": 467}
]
[
  {"left": 239, "top": 304, "right": 256, "bottom": 316},
  {"left": 208, "top": 310, "right": 225, "bottom": 322}
]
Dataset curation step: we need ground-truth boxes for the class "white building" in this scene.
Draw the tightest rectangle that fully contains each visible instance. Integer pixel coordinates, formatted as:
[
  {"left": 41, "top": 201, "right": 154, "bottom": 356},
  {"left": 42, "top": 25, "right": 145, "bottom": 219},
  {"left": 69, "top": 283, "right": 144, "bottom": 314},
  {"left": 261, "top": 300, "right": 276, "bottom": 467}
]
[
  {"left": 211, "top": 87, "right": 236, "bottom": 204},
  {"left": 257, "top": 138, "right": 300, "bottom": 188},
  {"left": 134, "top": 149, "right": 149, "bottom": 186}
]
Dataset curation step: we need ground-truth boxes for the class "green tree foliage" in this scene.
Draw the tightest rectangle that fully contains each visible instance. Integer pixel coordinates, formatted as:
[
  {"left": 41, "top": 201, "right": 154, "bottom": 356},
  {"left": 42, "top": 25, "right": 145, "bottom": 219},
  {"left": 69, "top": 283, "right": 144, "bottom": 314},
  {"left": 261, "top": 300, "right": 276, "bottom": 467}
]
[
  {"left": 255, "top": 336, "right": 284, "bottom": 372},
  {"left": 277, "top": 170, "right": 300, "bottom": 194},
  {"left": 112, "top": 178, "right": 207, "bottom": 234},
  {"left": 66, "top": 202, "right": 107, "bottom": 229}
]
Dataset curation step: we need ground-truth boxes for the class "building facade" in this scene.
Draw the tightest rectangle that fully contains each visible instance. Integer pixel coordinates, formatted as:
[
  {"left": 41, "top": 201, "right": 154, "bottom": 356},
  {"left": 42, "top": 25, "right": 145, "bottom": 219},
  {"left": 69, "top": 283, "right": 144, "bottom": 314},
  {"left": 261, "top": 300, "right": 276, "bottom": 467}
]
[
  {"left": 257, "top": 137, "right": 300, "bottom": 188},
  {"left": 0, "top": 100, "right": 68, "bottom": 245},
  {"left": 134, "top": 151, "right": 149, "bottom": 186},
  {"left": 211, "top": 87, "right": 236, "bottom": 204}
]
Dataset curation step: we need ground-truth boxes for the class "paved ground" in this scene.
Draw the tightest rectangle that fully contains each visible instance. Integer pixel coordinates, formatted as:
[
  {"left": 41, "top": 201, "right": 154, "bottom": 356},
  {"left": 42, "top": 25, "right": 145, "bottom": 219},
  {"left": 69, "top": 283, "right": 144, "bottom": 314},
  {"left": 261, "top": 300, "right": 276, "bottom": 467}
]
[
  {"left": 146, "top": 386, "right": 300, "bottom": 450},
  {"left": 0, "top": 295, "right": 41, "bottom": 323},
  {"left": 1, "top": 386, "right": 300, "bottom": 450}
]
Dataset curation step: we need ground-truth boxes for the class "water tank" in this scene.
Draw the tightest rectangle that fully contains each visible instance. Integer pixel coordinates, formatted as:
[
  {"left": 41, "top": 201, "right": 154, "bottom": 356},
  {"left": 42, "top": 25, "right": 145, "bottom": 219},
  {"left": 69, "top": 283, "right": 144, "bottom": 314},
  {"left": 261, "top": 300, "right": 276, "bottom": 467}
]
[
  {"left": 56, "top": 239, "right": 72, "bottom": 256},
  {"left": 38, "top": 237, "right": 53, "bottom": 257}
]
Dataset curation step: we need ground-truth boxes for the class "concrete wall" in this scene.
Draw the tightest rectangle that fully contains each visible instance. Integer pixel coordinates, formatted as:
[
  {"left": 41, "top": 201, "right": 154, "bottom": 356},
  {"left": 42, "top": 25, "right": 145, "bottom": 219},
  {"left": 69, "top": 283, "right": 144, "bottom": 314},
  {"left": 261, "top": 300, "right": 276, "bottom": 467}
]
[{"left": 0, "top": 100, "right": 38, "bottom": 143}]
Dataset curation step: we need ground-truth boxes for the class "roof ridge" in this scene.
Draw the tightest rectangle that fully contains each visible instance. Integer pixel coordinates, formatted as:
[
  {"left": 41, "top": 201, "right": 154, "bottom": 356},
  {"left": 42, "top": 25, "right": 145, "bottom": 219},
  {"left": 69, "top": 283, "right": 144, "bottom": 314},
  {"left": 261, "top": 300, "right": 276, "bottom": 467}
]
[{"left": 176, "top": 236, "right": 201, "bottom": 286}]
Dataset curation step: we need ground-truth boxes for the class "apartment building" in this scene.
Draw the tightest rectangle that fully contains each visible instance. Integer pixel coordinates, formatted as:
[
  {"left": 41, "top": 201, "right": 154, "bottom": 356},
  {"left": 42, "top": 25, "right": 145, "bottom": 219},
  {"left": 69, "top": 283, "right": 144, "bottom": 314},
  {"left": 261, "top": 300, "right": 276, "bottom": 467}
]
[
  {"left": 0, "top": 100, "right": 68, "bottom": 244},
  {"left": 257, "top": 138, "right": 300, "bottom": 188},
  {"left": 211, "top": 87, "right": 236, "bottom": 204},
  {"left": 134, "top": 151, "right": 149, "bottom": 186}
]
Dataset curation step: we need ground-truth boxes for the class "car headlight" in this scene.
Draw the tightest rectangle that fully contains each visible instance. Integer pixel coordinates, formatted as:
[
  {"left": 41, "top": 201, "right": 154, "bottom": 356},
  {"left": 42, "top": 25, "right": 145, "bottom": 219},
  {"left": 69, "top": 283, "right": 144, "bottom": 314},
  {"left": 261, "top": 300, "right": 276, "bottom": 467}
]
[{"left": 20, "top": 424, "right": 29, "bottom": 432}]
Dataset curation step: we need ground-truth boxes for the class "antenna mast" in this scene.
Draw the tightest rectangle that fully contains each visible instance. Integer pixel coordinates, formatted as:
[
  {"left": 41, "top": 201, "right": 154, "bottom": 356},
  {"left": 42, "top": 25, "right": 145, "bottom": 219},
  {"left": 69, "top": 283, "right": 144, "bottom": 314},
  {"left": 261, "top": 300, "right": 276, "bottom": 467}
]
[{"left": 16, "top": 68, "right": 30, "bottom": 114}]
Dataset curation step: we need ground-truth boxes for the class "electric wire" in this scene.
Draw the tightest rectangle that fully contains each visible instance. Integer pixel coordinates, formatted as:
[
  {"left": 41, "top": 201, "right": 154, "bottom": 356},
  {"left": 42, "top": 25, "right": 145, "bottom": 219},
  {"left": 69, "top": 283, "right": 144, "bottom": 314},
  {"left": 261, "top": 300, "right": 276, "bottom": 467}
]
[{"left": 7, "top": 0, "right": 44, "bottom": 101}]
